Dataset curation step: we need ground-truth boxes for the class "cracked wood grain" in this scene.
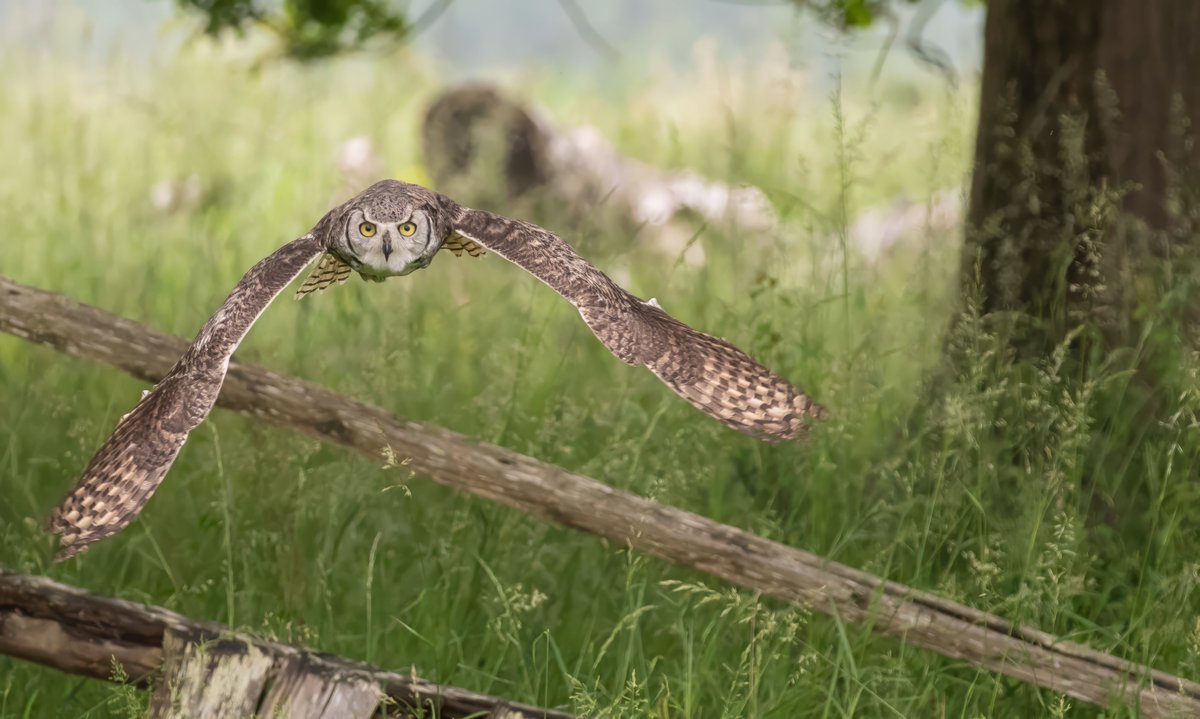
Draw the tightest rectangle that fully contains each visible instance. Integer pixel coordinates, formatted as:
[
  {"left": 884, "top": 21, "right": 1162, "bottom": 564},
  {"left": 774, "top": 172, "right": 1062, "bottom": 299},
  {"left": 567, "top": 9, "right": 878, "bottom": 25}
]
[{"left": 0, "top": 571, "right": 572, "bottom": 718}]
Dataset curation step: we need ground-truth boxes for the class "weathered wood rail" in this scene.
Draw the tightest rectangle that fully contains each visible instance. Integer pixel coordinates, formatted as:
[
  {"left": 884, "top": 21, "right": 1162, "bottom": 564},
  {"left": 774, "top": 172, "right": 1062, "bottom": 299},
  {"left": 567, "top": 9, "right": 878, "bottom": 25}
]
[
  {"left": 0, "top": 570, "right": 572, "bottom": 718},
  {"left": 3, "top": 275, "right": 1199, "bottom": 716}
]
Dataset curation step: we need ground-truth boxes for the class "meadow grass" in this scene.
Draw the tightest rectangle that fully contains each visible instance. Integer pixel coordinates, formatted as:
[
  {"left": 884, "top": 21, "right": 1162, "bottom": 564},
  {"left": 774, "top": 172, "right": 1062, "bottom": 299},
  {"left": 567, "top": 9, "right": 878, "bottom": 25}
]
[{"left": 1, "top": 20, "right": 1198, "bottom": 719}]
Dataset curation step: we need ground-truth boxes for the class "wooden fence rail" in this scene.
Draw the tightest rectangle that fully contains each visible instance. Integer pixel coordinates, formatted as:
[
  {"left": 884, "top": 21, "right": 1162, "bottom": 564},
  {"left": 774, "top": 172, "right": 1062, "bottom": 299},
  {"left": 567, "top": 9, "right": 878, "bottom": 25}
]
[
  {"left": 2, "top": 275, "right": 1199, "bottom": 717},
  {"left": 0, "top": 570, "right": 573, "bottom": 718}
]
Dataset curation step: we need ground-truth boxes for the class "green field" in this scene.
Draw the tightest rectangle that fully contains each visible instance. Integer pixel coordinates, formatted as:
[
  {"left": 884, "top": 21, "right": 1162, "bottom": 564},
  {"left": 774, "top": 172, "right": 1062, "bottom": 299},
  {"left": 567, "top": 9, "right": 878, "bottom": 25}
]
[{"left": 1, "top": 21, "right": 1198, "bottom": 719}]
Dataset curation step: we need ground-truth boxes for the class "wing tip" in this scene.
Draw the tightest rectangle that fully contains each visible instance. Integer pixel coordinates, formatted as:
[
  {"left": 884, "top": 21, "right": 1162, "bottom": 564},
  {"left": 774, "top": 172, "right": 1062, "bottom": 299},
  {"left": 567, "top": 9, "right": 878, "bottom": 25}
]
[
  {"left": 51, "top": 537, "right": 89, "bottom": 562},
  {"left": 757, "top": 392, "right": 829, "bottom": 443},
  {"left": 45, "top": 510, "right": 90, "bottom": 562}
]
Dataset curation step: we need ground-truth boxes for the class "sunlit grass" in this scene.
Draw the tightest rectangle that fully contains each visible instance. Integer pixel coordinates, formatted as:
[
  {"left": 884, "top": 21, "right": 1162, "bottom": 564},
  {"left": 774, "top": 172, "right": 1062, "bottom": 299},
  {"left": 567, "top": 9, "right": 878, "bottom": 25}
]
[{"left": 1, "top": 16, "right": 1198, "bottom": 719}]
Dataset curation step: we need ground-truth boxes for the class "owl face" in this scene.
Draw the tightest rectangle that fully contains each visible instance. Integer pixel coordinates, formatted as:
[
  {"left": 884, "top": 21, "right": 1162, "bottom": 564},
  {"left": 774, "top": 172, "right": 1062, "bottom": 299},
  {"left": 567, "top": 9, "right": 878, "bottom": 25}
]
[{"left": 333, "top": 205, "right": 439, "bottom": 279}]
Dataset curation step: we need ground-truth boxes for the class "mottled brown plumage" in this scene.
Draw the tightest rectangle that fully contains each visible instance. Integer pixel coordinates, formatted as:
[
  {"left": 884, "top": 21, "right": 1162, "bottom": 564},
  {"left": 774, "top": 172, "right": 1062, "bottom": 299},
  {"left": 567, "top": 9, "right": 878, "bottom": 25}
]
[
  {"left": 450, "top": 206, "right": 827, "bottom": 440},
  {"left": 51, "top": 235, "right": 325, "bottom": 559},
  {"left": 50, "top": 179, "right": 824, "bottom": 560}
]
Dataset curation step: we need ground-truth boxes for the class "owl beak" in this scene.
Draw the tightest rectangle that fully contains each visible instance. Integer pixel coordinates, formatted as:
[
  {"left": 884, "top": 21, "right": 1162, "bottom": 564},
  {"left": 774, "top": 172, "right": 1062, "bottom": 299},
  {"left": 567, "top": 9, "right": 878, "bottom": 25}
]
[{"left": 382, "top": 235, "right": 393, "bottom": 260}]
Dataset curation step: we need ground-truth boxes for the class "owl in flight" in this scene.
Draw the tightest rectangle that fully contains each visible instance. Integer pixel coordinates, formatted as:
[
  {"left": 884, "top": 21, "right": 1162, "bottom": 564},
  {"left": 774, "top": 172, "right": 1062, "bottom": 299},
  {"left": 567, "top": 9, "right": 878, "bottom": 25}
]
[{"left": 49, "top": 180, "right": 826, "bottom": 559}]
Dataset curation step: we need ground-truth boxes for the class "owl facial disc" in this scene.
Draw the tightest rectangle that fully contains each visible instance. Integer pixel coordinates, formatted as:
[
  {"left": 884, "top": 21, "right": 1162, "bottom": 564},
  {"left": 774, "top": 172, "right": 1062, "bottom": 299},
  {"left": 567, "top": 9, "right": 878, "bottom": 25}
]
[{"left": 338, "top": 207, "right": 438, "bottom": 280}]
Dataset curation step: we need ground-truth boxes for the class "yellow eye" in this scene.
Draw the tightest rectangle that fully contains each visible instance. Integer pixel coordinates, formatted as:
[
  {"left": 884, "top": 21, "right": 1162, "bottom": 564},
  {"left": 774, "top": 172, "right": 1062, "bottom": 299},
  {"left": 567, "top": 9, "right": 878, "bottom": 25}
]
[
  {"left": 359, "top": 222, "right": 376, "bottom": 237},
  {"left": 399, "top": 221, "right": 417, "bottom": 237}
]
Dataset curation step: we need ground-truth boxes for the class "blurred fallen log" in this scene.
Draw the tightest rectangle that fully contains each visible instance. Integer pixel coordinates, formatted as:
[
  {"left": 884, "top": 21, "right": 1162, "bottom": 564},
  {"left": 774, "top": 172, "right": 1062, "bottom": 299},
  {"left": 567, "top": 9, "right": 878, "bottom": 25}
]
[
  {"left": 0, "top": 570, "right": 572, "bottom": 719},
  {"left": 2, "top": 275, "right": 1199, "bottom": 717},
  {"left": 422, "top": 84, "right": 774, "bottom": 266},
  {"left": 846, "top": 188, "right": 963, "bottom": 265},
  {"left": 422, "top": 84, "right": 967, "bottom": 270},
  {"left": 423, "top": 84, "right": 552, "bottom": 204}
]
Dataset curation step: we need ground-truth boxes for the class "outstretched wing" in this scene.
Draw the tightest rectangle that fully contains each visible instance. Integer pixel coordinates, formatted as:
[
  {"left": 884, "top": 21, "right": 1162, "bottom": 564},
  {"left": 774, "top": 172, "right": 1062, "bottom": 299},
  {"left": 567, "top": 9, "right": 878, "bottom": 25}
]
[
  {"left": 449, "top": 206, "right": 825, "bottom": 441},
  {"left": 636, "top": 304, "right": 828, "bottom": 439},
  {"left": 295, "top": 252, "right": 352, "bottom": 298},
  {"left": 50, "top": 234, "right": 325, "bottom": 560}
]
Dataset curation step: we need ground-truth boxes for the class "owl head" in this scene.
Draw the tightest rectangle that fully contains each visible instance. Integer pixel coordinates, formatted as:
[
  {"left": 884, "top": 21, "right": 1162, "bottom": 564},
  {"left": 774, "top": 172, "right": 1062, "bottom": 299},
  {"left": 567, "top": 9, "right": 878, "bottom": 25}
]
[{"left": 327, "top": 179, "right": 452, "bottom": 280}]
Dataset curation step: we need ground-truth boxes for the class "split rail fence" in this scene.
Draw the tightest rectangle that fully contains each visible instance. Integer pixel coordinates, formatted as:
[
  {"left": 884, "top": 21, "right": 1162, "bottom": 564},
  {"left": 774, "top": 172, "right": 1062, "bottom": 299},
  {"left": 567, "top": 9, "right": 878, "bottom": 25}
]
[{"left": 2, "top": 275, "right": 1199, "bottom": 717}]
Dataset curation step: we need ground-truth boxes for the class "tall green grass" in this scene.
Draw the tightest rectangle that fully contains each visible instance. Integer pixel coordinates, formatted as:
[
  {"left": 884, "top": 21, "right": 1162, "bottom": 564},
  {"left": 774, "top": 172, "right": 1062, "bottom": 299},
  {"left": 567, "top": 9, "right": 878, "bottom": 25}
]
[{"left": 1, "top": 17, "right": 1197, "bottom": 719}]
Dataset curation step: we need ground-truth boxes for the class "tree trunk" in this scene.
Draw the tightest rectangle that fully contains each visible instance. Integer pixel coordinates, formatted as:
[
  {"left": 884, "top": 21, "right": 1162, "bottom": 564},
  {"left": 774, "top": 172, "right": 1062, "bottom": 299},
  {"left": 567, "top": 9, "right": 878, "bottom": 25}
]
[{"left": 965, "top": 0, "right": 1200, "bottom": 351}]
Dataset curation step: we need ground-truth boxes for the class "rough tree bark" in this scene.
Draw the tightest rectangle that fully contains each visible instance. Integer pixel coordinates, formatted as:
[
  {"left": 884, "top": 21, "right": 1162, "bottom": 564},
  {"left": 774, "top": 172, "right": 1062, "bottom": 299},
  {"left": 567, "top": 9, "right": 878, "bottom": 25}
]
[{"left": 965, "top": 0, "right": 1200, "bottom": 349}]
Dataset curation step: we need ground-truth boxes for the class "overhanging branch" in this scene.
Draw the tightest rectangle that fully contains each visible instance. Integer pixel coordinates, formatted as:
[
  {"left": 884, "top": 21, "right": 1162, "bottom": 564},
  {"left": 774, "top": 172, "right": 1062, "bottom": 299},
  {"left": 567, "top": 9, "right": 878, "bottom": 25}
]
[{"left": 2, "top": 275, "right": 1198, "bottom": 716}]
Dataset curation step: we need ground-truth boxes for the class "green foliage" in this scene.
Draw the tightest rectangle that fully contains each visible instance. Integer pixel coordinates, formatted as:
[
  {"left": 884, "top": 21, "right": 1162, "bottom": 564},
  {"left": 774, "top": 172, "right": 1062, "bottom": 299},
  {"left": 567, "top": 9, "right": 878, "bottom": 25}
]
[
  {"left": 796, "top": 0, "right": 989, "bottom": 29},
  {"left": 175, "top": 0, "right": 410, "bottom": 58},
  {"left": 169, "top": 0, "right": 980, "bottom": 57},
  {"left": 0, "top": 27, "right": 1197, "bottom": 719},
  {"left": 806, "top": 0, "right": 913, "bottom": 28}
]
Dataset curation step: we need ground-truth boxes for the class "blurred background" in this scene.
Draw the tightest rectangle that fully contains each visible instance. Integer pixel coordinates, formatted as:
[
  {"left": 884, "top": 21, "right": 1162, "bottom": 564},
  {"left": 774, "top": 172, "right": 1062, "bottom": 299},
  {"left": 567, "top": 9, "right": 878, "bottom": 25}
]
[{"left": 1, "top": 0, "right": 1197, "bottom": 717}]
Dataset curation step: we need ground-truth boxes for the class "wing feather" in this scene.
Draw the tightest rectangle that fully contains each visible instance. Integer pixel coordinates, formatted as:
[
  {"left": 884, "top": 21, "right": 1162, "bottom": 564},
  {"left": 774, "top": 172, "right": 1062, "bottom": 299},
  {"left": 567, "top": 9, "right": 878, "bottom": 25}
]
[
  {"left": 448, "top": 206, "right": 825, "bottom": 441},
  {"left": 50, "top": 234, "right": 325, "bottom": 559},
  {"left": 441, "top": 231, "right": 487, "bottom": 258},
  {"left": 638, "top": 304, "right": 828, "bottom": 440},
  {"left": 295, "top": 252, "right": 352, "bottom": 298}
]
